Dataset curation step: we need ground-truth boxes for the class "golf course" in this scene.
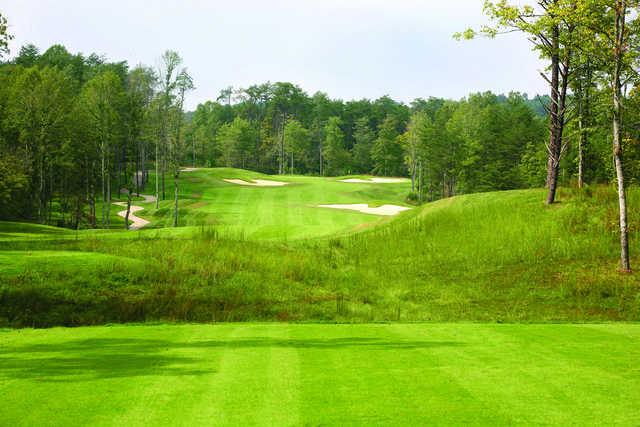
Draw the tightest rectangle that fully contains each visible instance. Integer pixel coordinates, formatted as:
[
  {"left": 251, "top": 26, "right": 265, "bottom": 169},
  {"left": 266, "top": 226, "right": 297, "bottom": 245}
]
[
  {"left": 3, "top": 1, "right": 640, "bottom": 424},
  {"left": 1, "top": 169, "right": 640, "bottom": 424}
]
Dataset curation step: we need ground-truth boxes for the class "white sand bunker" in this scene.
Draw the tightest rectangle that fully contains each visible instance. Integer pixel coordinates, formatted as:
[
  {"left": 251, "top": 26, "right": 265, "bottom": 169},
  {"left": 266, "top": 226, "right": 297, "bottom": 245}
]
[
  {"left": 318, "top": 203, "right": 411, "bottom": 216},
  {"left": 339, "top": 177, "right": 409, "bottom": 184},
  {"left": 180, "top": 167, "right": 199, "bottom": 172},
  {"left": 224, "top": 179, "right": 288, "bottom": 187}
]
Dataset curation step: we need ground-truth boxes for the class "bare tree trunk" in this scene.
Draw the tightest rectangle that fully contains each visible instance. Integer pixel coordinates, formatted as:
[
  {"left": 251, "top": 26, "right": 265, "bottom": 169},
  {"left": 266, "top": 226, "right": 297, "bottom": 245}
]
[
  {"left": 155, "top": 140, "right": 160, "bottom": 209},
  {"left": 578, "top": 121, "right": 585, "bottom": 189},
  {"left": 38, "top": 151, "right": 45, "bottom": 222},
  {"left": 125, "top": 189, "right": 131, "bottom": 230},
  {"left": 135, "top": 142, "right": 141, "bottom": 196},
  {"left": 411, "top": 161, "right": 416, "bottom": 193},
  {"left": 417, "top": 160, "right": 423, "bottom": 203},
  {"left": 173, "top": 174, "right": 179, "bottom": 227},
  {"left": 48, "top": 164, "right": 53, "bottom": 224},
  {"left": 101, "top": 145, "right": 106, "bottom": 227},
  {"left": 142, "top": 143, "right": 147, "bottom": 191},
  {"left": 613, "top": 1, "right": 630, "bottom": 272},
  {"left": 279, "top": 114, "right": 286, "bottom": 175},
  {"left": 75, "top": 196, "right": 82, "bottom": 230},
  {"left": 106, "top": 173, "right": 111, "bottom": 228},
  {"left": 117, "top": 150, "right": 122, "bottom": 199},
  {"left": 546, "top": 24, "right": 561, "bottom": 205},
  {"left": 89, "top": 164, "right": 96, "bottom": 228},
  {"left": 162, "top": 155, "right": 166, "bottom": 200}
]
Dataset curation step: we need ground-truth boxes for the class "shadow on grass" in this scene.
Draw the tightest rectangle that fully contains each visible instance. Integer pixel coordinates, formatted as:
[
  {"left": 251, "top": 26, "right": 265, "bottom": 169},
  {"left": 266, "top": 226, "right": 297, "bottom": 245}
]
[{"left": 0, "top": 337, "right": 463, "bottom": 382}]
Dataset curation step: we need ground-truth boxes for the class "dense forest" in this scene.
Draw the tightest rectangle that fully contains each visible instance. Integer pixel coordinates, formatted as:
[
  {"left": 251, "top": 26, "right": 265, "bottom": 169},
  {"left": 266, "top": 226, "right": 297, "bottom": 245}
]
[
  {"left": 2, "top": 1, "right": 640, "bottom": 272},
  {"left": 0, "top": 42, "right": 555, "bottom": 227}
]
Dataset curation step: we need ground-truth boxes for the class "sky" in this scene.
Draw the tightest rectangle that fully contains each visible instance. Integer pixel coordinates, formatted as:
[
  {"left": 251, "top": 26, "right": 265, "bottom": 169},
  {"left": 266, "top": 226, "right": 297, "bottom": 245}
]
[{"left": 2, "top": 0, "right": 548, "bottom": 110}]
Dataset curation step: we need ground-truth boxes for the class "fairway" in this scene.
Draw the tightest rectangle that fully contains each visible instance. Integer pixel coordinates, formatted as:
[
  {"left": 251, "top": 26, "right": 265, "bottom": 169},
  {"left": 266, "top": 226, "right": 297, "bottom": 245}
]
[
  {"left": 1, "top": 323, "right": 638, "bottom": 426},
  {"left": 149, "top": 168, "right": 412, "bottom": 239}
]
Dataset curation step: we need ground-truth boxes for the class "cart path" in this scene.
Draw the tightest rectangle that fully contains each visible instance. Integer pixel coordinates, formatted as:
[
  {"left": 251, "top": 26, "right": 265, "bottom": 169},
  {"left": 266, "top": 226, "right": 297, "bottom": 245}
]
[{"left": 113, "top": 190, "right": 157, "bottom": 230}]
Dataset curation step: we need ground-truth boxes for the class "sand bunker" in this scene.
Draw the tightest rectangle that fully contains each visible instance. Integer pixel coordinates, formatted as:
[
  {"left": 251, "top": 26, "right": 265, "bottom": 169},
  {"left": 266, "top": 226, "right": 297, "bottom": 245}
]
[
  {"left": 180, "top": 167, "right": 199, "bottom": 172},
  {"left": 339, "top": 177, "right": 409, "bottom": 184},
  {"left": 318, "top": 204, "right": 411, "bottom": 216},
  {"left": 224, "top": 179, "right": 288, "bottom": 187}
]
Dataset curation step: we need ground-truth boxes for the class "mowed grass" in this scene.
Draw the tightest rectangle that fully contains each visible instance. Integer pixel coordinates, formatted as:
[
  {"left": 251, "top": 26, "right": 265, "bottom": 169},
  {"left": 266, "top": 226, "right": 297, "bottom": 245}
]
[
  {"left": 146, "top": 168, "right": 412, "bottom": 239},
  {"left": 0, "top": 322, "right": 638, "bottom": 426}
]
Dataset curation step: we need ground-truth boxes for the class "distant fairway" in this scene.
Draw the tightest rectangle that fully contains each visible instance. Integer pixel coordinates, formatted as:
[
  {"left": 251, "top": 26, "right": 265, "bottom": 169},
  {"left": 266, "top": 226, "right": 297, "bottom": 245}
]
[
  {"left": 147, "top": 168, "right": 412, "bottom": 239},
  {"left": 1, "top": 323, "right": 638, "bottom": 426}
]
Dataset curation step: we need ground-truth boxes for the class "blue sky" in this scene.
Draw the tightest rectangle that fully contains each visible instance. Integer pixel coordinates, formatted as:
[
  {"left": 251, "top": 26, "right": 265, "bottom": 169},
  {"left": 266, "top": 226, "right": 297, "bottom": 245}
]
[{"left": 3, "top": 0, "right": 547, "bottom": 110}]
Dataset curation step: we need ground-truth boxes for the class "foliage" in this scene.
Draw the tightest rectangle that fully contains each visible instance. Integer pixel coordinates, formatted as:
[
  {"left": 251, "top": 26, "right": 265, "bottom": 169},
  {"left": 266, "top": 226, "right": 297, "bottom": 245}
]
[{"left": 0, "top": 12, "right": 13, "bottom": 59}]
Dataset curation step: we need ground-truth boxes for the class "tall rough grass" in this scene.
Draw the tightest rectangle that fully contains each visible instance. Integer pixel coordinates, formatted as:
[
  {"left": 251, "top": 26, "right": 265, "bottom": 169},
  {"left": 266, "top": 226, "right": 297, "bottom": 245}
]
[{"left": 1, "top": 187, "right": 639, "bottom": 327}]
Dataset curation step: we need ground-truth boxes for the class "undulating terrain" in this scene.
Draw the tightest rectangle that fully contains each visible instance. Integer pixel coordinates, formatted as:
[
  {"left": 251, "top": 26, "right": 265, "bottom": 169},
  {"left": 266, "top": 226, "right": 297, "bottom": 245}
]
[
  {"left": 2, "top": 168, "right": 640, "bottom": 425},
  {"left": 2, "top": 168, "right": 640, "bottom": 327}
]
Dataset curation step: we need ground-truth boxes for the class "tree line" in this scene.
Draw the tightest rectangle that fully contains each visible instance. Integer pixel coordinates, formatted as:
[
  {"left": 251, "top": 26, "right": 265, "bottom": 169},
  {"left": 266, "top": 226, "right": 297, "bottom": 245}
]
[
  {"left": 0, "top": 36, "right": 193, "bottom": 228},
  {"left": 186, "top": 86, "right": 550, "bottom": 198}
]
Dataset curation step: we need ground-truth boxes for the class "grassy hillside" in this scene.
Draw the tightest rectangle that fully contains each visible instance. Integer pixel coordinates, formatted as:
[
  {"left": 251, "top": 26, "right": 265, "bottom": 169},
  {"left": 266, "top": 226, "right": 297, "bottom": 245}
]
[
  {"left": 1, "top": 323, "right": 638, "bottom": 426},
  {"left": 1, "top": 169, "right": 639, "bottom": 326}
]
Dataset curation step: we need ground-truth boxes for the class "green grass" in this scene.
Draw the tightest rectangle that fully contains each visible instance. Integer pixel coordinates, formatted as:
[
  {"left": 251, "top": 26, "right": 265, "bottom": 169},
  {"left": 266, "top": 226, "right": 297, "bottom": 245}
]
[
  {"left": 1, "top": 322, "right": 638, "bottom": 426},
  {"left": 145, "top": 168, "right": 412, "bottom": 239},
  {"left": 2, "top": 169, "right": 640, "bottom": 424},
  {"left": 0, "top": 250, "right": 143, "bottom": 276},
  {"left": 1, "top": 170, "right": 639, "bottom": 326}
]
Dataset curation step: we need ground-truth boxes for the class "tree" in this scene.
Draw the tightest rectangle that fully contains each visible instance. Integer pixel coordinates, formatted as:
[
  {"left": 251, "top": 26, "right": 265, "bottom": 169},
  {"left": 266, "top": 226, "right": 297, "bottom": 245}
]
[
  {"left": 403, "top": 112, "right": 430, "bottom": 192},
  {"left": 580, "top": 0, "right": 639, "bottom": 271},
  {"left": 570, "top": 52, "right": 596, "bottom": 189},
  {"left": 610, "top": 1, "right": 631, "bottom": 271},
  {"left": 268, "top": 83, "right": 310, "bottom": 174},
  {"left": 462, "top": 0, "right": 580, "bottom": 204},
  {"left": 155, "top": 50, "right": 182, "bottom": 208},
  {"left": 0, "top": 12, "right": 12, "bottom": 60},
  {"left": 284, "top": 119, "right": 310, "bottom": 174},
  {"left": 0, "top": 153, "right": 28, "bottom": 219},
  {"left": 77, "top": 71, "right": 125, "bottom": 228},
  {"left": 322, "top": 117, "right": 349, "bottom": 176},
  {"left": 125, "top": 65, "right": 156, "bottom": 199},
  {"left": 217, "top": 86, "right": 234, "bottom": 106},
  {"left": 15, "top": 44, "right": 40, "bottom": 67},
  {"left": 372, "top": 115, "right": 404, "bottom": 176},
  {"left": 170, "top": 68, "right": 194, "bottom": 227},
  {"left": 352, "top": 117, "right": 375, "bottom": 173},
  {"left": 217, "top": 117, "right": 255, "bottom": 168},
  {"left": 7, "top": 67, "right": 75, "bottom": 223}
]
